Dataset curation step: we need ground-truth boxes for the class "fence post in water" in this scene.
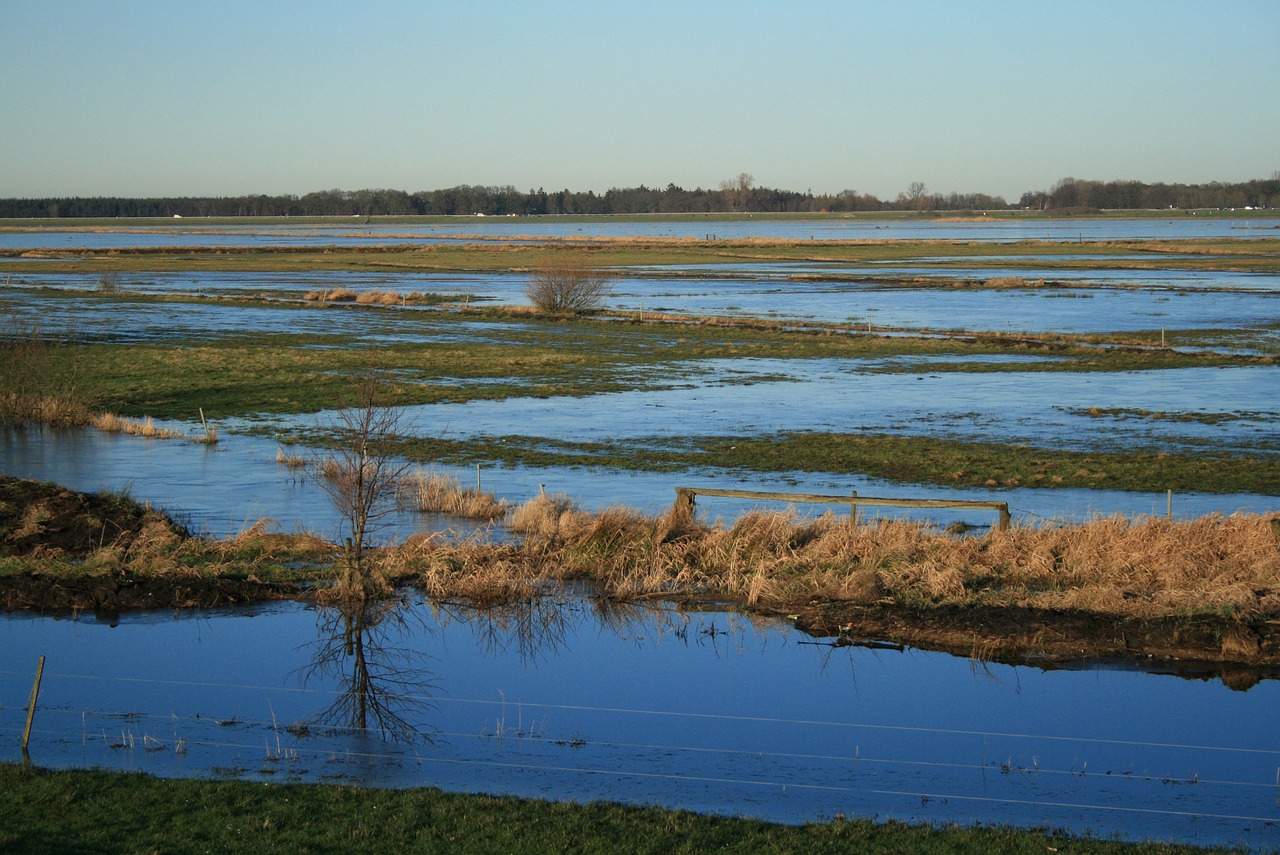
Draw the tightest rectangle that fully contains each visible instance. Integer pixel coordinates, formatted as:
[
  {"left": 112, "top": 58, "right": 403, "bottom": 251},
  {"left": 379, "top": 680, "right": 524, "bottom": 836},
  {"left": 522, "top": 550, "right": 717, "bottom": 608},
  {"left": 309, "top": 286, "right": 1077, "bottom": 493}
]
[
  {"left": 997, "top": 503, "right": 1011, "bottom": 531},
  {"left": 849, "top": 490, "right": 858, "bottom": 525},
  {"left": 1167, "top": 490, "right": 1173, "bottom": 519},
  {"left": 673, "top": 488, "right": 697, "bottom": 523},
  {"left": 22, "top": 655, "right": 45, "bottom": 761}
]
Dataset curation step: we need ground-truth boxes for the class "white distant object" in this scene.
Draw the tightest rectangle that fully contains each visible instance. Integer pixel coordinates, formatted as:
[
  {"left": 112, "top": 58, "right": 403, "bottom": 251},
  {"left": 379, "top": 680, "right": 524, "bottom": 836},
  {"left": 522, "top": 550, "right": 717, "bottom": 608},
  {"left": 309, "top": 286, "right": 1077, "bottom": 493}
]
[
  {"left": 476, "top": 212, "right": 486, "bottom": 217},
  {"left": 173, "top": 214, "right": 182, "bottom": 218}
]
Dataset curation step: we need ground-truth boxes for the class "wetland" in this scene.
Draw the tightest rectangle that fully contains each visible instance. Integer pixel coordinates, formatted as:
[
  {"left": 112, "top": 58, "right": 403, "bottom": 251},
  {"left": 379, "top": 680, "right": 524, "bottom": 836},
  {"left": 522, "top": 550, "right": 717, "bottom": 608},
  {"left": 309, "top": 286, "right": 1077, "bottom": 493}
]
[{"left": 2, "top": 216, "right": 1278, "bottom": 848}]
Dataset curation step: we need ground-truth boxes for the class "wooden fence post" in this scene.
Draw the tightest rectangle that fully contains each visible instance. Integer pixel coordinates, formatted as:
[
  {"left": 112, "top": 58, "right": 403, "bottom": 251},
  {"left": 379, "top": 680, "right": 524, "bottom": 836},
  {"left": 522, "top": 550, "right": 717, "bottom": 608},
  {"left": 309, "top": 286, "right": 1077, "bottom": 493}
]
[{"left": 22, "top": 655, "right": 45, "bottom": 761}]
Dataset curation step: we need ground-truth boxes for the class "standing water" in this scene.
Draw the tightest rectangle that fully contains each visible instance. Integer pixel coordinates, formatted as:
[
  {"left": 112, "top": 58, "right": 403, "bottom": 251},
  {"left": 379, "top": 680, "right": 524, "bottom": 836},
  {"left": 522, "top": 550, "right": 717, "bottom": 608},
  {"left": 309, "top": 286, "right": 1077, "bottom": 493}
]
[{"left": 2, "top": 597, "right": 1277, "bottom": 850}]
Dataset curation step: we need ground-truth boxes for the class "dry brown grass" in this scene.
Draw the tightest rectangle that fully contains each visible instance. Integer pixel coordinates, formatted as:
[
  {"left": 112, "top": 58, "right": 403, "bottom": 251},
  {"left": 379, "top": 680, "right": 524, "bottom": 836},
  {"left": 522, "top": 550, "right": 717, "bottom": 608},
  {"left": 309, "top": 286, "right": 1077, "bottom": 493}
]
[
  {"left": 354, "top": 290, "right": 404, "bottom": 305},
  {"left": 302, "top": 288, "right": 358, "bottom": 303},
  {"left": 92, "top": 412, "right": 186, "bottom": 440},
  {"left": 983, "top": 277, "right": 1046, "bottom": 288},
  {"left": 391, "top": 502, "right": 1280, "bottom": 620},
  {"left": 302, "top": 288, "right": 412, "bottom": 305},
  {"left": 275, "top": 446, "right": 308, "bottom": 468},
  {"left": 397, "top": 470, "right": 509, "bottom": 521}
]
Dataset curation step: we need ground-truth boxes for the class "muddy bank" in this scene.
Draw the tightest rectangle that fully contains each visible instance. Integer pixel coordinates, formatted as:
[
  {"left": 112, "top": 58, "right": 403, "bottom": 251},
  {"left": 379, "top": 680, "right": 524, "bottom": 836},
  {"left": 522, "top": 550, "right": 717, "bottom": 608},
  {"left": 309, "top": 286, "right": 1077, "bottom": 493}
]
[
  {"left": 790, "top": 601, "right": 1280, "bottom": 689},
  {"left": 0, "top": 571, "right": 301, "bottom": 615}
]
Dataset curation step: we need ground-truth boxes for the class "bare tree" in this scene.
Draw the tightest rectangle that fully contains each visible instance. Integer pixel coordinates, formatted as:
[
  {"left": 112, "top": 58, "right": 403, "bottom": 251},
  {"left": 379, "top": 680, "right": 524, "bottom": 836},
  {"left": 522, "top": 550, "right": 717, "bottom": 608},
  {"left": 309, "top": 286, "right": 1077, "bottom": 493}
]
[
  {"left": 313, "top": 370, "right": 412, "bottom": 601},
  {"left": 719, "top": 172, "right": 755, "bottom": 212},
  {"left": 903, "top": 181, "right": 930, "bottom": 212},
  {"left": 524, "top": 260, "right": 614, "bottom": 314}
]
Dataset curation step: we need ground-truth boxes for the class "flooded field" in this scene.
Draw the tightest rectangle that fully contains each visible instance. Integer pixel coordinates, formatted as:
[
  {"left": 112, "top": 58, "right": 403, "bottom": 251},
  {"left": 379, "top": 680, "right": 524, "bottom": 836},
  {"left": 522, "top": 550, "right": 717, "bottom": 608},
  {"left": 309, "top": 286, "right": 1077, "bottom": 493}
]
[
  {"left": 5, "top": 425, "right": 1276, "bottom": 543},
  {"left": 0, "top": 214, "right": 1273, "bottom": 249},
  {"left": 2, "top": 217, "right": 1278, "bottom": 846},
  {"left": 6, "top": 262, "right": 1279, "bottom": 348},
  {"left": 3, "top": 597, "right": 1277, "bottom": 849}
]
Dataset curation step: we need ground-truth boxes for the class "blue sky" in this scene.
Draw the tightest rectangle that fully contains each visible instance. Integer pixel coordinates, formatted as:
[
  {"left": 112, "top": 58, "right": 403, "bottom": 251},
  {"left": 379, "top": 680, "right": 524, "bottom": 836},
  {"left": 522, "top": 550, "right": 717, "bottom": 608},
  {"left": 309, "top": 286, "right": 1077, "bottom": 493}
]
[{"left": 2, "top": 0, "right": 1276, "bottom": 201}]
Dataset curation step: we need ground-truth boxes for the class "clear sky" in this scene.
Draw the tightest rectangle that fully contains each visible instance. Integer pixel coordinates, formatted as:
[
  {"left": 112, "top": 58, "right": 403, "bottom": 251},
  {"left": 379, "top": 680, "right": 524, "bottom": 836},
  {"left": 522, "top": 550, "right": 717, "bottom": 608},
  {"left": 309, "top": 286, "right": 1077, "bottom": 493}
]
[{"left": 1, "top": 0, "right": 1276, "bottom": 201}]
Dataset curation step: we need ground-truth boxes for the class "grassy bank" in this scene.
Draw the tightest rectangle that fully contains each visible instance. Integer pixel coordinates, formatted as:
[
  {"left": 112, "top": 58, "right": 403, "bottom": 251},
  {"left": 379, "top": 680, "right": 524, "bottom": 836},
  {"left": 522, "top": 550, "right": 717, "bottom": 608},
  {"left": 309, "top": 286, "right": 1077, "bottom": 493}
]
[
  {"left": 0, "top": 764, "right": 1237, "bottom": 855},
  {"left": 4, "top": 476, "right": 1278, "bottom": 667}
]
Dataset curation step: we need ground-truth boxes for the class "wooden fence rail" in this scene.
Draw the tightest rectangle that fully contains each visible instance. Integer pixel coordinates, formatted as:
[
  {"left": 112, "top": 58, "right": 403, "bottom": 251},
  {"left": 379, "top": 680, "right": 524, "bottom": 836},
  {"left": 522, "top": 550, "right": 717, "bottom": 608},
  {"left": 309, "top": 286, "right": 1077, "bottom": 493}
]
[{"left": 673, "top": 487, "right": 1011, "bottom": 531}]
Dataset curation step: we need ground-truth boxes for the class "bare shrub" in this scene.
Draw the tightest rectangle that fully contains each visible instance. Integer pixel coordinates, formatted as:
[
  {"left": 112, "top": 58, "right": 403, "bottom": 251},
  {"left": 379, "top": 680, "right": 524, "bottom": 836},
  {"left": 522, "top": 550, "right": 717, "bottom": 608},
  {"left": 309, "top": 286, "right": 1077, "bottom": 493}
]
[
  {"left": 524, "top": 261, "right": 614, "bottom": 314},
  {"left": 312, "top": 370, "right": 413, "bottom": 602}
]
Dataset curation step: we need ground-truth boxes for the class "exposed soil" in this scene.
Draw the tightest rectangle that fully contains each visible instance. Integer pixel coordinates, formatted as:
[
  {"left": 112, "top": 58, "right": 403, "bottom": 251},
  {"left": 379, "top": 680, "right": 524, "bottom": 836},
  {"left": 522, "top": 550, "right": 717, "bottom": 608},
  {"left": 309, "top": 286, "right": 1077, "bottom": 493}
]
[
  {"left": 3, "top": 474, "right": 1278, "bottom": 685},
  {"left": 0, "top": 475, "right": 300, "bottom": 612},
  {"left": 0, "top": 474, "right": 187, "bottom": 556},
  {"left": 0, "top": 571, "right": 300, "bottom": 616}
]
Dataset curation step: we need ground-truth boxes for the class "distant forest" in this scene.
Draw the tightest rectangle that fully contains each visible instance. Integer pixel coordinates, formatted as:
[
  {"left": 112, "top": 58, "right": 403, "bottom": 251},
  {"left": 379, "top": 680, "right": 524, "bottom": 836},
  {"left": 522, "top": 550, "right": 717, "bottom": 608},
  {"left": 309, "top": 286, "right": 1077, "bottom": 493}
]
[{"left": 2, "top": 174, "right": 1277, "bottom": 219}]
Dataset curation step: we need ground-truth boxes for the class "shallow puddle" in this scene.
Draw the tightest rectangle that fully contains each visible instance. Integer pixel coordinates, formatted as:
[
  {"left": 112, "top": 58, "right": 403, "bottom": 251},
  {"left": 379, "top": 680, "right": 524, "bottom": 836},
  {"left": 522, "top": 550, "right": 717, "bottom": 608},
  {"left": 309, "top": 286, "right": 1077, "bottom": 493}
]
[{"left": 2, "top": 597, "right": 1276, "bottom": 848}]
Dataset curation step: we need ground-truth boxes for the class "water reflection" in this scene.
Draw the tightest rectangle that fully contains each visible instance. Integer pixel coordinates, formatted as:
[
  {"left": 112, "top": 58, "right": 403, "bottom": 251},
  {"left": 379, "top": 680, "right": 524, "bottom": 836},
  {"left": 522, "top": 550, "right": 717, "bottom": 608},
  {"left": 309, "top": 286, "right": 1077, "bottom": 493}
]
[
  {"left": 2, "top": 596, "right": 1278, "bottom": 849},
  {"left": 300, "top": 593, "right": 435, "bottom": 743}
]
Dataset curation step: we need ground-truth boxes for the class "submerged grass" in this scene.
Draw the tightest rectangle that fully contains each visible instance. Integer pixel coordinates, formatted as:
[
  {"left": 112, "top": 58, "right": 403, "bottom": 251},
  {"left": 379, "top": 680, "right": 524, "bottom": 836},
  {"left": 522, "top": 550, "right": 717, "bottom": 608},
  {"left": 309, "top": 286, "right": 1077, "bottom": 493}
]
[
  {"left": 391, "top": 431, "right": 1280, "bottom": 495},
  {"left": 0, "top": 764, "right": 1234, "bottom": 855}
]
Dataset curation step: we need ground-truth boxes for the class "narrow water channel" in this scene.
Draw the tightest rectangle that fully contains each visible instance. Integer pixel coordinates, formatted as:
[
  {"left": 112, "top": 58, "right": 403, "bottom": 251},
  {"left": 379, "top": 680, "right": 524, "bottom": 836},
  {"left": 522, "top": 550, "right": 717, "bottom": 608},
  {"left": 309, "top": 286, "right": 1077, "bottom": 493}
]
[{"left": 2, "top": 597, "right": 1276, "bottom": 849}]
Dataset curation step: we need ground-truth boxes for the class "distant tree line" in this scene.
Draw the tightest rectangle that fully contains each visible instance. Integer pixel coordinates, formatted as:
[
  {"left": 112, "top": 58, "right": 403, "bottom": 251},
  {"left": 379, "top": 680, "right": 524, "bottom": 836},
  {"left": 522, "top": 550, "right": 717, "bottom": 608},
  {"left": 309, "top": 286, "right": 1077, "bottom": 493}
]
[
  {"left": 1019, "top": 175, "right": 1280, "bottom": 211},
  {"left": 1, "top": 174, "right": 1275, "bottom": 219}
]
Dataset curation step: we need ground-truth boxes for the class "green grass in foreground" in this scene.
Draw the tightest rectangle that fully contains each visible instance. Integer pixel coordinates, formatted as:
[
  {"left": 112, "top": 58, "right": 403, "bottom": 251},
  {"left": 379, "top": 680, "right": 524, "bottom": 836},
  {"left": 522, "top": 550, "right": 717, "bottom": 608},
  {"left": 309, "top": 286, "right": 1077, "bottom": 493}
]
[{"left": 0, "top": 765, "right": 1238, "bottom": 855}]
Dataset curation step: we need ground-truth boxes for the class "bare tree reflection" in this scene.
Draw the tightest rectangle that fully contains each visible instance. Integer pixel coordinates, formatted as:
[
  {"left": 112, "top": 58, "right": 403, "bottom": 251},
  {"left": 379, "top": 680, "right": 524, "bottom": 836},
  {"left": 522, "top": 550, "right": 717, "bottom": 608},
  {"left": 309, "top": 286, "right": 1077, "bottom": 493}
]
[
  {"left": 430, "top": 592, "right": 698, "bottom": 665},
  {"left": 431, "top": 595, "right": 573, "bottom": 664},
  {"left": 301, "top": 593, "right": 436, "bottom": 743}
]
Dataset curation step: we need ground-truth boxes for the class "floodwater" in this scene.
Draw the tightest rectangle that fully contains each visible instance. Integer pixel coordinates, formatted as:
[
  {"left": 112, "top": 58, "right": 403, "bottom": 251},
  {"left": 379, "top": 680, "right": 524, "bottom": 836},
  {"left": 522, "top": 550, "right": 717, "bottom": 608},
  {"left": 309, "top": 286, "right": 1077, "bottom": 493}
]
[
  {"left": 6, "top": 265, "right": 1279, "bottom": 347},
  {"left": 2, "top": 597, "right": 1277, "bottom": 849},
  {"left": 2, "top": 425, "right": 1276, "bottom": 545},
  {"left": 3, "top": 217, "right": 1279, "bottom": 845},
  {"left": 0, "top": 214, "right": 1274, "bottom": 249}
]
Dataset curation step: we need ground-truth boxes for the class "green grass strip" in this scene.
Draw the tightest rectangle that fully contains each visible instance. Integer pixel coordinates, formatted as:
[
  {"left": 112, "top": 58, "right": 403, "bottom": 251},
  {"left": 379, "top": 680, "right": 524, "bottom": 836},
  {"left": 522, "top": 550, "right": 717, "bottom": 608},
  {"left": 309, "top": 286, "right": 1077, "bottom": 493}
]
[{"left": 0, "top": 764, "right": 1237, "bottom": 854}]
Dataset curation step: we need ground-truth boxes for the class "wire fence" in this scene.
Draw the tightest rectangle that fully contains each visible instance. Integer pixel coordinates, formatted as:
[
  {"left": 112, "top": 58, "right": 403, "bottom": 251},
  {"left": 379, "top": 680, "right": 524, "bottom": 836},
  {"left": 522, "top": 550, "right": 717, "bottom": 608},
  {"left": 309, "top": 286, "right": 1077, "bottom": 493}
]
[{"left": 4, "top": 664, "right": 1279, "bottom": 843}]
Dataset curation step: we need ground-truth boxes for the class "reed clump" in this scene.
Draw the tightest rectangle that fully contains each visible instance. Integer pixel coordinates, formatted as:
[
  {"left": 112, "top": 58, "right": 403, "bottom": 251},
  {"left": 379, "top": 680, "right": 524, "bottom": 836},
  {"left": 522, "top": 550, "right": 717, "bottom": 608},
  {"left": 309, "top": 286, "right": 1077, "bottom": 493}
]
[
  {"left": 397, "top": 531, "right": 536, "bottom": 605},
  {"left": 355, "top": 290, "right": 405, "bottom": 305},
  {"left": 92, "top": 412, "right": 186, "bottom": 440},
  {"left": 303, "top": 288, "right": 358, "bottom": 303},
  {"left": 303, "top": 288, "right": 420, "bottom": 305},
  {"left": 982, "top": 276, "right": 1046, "bottom": 288},
  {"left": 402, "top": 502, "right": 1280, "bottom": 621},
  {"left": 275, "top": 446, "right": 308, "bottom": 468},
  {"left": 397, "top": 470, "right": 508, "bottom": 521}
]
